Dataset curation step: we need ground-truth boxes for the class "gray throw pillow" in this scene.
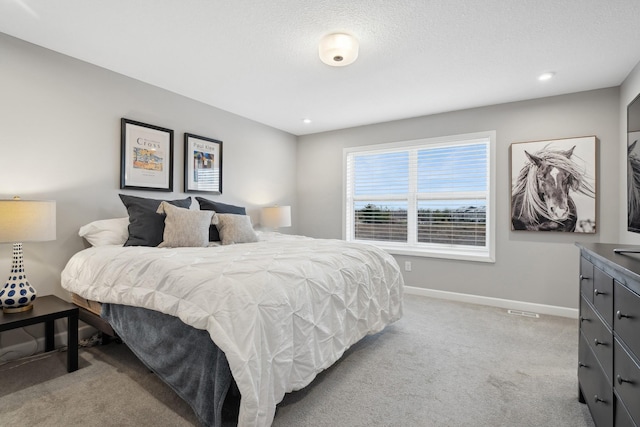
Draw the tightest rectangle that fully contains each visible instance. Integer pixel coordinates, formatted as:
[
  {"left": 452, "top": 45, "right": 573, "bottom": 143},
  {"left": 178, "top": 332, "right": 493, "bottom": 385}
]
[
  {"left": 195, "top": 197, "right": 246, "bottom": 241},
  {"left": 156, "top": 202, "right": 217, "bottom": 248},
  {"left": 215, "top": 214, "right": 258, "bottom": 245},
  {"left": 119, "top": 194, "right": 191, "bottom": 247}
]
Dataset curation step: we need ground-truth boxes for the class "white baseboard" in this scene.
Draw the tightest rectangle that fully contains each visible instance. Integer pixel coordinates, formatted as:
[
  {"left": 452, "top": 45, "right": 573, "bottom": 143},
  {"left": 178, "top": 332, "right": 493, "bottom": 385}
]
[
  {"left": 0, "top": 324, "right": 96, "bottom": 363},
  {"left": 404, "top": 285, "right": 579, "bottom": 319}
]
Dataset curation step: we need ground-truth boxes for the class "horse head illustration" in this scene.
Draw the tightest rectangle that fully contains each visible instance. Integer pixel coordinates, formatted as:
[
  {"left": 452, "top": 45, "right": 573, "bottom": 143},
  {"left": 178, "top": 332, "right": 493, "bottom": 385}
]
[{"left": 512, "top": 145, "right": 593, "bottom": 232}]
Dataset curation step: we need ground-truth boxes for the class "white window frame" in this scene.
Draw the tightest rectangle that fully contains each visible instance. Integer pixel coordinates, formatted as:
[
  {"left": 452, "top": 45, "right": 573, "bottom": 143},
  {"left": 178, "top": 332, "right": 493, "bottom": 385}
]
[{"left": 343, "top": 131, "right": 496, "bottom": 263}]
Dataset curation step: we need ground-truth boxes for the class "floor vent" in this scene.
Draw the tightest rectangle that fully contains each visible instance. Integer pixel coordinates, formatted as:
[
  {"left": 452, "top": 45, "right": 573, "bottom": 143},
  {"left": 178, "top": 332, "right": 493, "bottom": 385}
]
[{"left": 507, "top": 309, "right": 540, "bottom": 318}]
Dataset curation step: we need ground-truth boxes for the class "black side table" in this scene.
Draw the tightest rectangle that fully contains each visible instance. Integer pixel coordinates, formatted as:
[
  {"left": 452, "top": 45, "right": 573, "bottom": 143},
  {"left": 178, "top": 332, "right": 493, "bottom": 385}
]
[{"left": 0, "top": 295, "right": 79, "bottom": 372}]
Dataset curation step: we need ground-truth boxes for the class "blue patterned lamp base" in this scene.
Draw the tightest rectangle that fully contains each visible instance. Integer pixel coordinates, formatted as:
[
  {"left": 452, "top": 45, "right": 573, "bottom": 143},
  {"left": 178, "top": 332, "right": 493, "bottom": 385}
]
[{"left": 0, "top": 243, "right": 37, "bottom": 314}]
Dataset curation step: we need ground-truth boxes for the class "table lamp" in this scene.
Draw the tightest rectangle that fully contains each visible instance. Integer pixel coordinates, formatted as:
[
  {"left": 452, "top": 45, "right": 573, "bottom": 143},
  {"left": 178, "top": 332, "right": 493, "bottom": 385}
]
[
  {"left": 0, "top": 197, "right": 56, "bottom": 313},
  {"left": 261, "top": 205, "right": 291, "bottom": 230}
]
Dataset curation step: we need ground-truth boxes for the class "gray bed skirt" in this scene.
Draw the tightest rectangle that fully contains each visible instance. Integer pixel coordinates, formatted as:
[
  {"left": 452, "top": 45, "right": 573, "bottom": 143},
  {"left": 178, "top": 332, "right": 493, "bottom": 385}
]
[{"left": 102, "top": 303, "right": 234, "bottom": 427}]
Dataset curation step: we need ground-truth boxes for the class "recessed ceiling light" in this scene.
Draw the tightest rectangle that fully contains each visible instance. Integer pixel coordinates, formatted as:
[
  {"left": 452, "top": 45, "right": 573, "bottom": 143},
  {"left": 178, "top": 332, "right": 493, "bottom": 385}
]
[
  {"left": 538, "top": 72, "right": 555, "bottom": 81},
  {"left": 302, "top": 118, "right": 312, "bottom": 124}
]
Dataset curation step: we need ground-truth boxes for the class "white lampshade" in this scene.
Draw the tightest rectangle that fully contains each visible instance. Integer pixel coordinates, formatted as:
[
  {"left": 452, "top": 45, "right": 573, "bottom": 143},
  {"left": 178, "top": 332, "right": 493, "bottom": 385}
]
[
  {"left": 319, "top": 33, "right": 359, "bottom": 67},
  {"left": 0, "top": 198, "right": 56, "bottom": 243},
  {"left": 261, "top": 206, "right": 291, "bottom": 228}
]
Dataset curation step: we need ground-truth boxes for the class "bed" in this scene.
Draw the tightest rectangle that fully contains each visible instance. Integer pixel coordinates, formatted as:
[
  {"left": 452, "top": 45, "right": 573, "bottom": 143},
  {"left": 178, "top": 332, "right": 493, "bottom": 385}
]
[{"left": 61, "top": 196, "right": 404, "bottom": 427}]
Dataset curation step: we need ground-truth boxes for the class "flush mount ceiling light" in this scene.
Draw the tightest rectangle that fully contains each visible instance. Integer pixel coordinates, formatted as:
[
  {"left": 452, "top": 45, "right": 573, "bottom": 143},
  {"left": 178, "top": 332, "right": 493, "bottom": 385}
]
[
  {"left": 538, "top": 72, "right": 556, "bottom": 81},
  {"left": 319, "top": 33, "right": 359, "bottom": 67}
]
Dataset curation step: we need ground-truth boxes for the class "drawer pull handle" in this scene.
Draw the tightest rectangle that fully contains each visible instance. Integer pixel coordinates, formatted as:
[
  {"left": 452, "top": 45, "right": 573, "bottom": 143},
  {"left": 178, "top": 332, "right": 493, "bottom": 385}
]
[
  {"left": 594, "top": 395, "right": 607, "bottom": 404},
  {"left": 578, "top": 362, "right": 588, "bottom": 368},
  {"left": 579, "top": 274, "right": 590, "bottom": 281},
  {"left": 594, "top": 339, "right": 607, "bottom": 346},
  {"left": 616, "top": 310, "right": 632, "bottom": 320},
  {"left": 617, "top": 375, "right": 634, "bottom": 385},
  {"left": 594, "top": 289, "right": 606, "bottom": 296}
]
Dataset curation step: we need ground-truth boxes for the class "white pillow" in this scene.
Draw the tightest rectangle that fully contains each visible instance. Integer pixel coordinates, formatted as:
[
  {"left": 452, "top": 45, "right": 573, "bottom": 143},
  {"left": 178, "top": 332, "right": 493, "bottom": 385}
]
[
  {"left": 79, "top": 217, "right": 130, "bottom": 247},
  {"left": 216, "top": 213, "right": 259, "bottom": 245},
  {"left": 156, "top": 202, "right": 216, "bottom": 248}
]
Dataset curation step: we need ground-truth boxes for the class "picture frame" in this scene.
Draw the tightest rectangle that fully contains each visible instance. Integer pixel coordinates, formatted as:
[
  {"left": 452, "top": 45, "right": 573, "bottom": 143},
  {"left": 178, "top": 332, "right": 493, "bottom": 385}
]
[
  {"left": 184, "top": 133, "right": 223, "bottom": 194},
  {"left": 120, "top": 118, "right": 174, "bottom": 191},
  {"left": 510, "top": 136, "right": 597, "bottom": 233},
  {"left": 626, "top": 92, "right": 640, "bottom": 233}
]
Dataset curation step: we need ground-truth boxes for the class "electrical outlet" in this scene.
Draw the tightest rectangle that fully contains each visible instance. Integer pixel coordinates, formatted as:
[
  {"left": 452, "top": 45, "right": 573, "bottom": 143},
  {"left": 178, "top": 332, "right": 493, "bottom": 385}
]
[{"left": 404, "top": 261, "right": 412, "bottom": 272}]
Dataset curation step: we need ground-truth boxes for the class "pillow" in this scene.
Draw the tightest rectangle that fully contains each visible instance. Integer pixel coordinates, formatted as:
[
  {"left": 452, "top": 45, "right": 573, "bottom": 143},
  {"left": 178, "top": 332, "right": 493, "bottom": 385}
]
[
  {"left": 78, "top": 217, "right": 129, "bottom": 247},
  {"left": 215, "top": 213, "right": 259, "bottom": 245},
  {"left": 119, "top": 194, "right": 192, "bottom": 247},
  {"left": 155, "top": 202, "right": 217, "bottom": 248},
  {"left": 195, "top": 197, "right": 247, "bottom": 241}
]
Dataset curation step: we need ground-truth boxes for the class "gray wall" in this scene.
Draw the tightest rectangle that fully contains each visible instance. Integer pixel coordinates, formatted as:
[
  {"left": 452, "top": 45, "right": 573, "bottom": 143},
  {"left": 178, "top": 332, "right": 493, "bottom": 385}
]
[
  {"left": 0, "top": 34, "right": 297, "bottom": 352},
  {"left": 297, "top": 88, "right": 620, "bottom": 309}
]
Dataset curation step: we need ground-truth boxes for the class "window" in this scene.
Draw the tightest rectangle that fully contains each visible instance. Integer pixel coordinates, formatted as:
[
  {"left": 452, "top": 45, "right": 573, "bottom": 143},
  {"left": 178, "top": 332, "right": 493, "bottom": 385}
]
[{"left": 344, "top": 131, "right": 495, "bottom": 262}]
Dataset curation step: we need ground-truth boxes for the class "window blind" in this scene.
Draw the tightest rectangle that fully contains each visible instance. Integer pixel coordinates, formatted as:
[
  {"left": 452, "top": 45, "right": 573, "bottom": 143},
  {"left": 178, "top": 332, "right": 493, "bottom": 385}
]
[{"left": 345, "top": 133, "right": 494, "bottom": 262}]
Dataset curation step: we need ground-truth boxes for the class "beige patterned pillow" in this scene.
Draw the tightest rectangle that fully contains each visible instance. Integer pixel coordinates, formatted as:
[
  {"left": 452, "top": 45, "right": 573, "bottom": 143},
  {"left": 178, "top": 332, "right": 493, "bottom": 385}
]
[
  {"left": 156, "top": 202, "right": 217, "bottom": 248},
  {"left": 216, "top": 213, "right": 259, "bottom": 245}
]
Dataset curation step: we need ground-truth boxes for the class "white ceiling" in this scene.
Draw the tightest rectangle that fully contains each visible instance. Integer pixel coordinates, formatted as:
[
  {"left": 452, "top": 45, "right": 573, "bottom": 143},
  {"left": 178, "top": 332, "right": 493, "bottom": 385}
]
[{"left": 1, "top": 1, "right": 640, "bottom": 136}]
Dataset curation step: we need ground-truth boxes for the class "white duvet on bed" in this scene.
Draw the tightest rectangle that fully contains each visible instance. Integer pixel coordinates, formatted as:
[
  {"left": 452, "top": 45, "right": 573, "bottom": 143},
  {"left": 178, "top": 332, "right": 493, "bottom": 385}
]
[{"left": 61, "top": 233, "right": 403, "bottom": 427}]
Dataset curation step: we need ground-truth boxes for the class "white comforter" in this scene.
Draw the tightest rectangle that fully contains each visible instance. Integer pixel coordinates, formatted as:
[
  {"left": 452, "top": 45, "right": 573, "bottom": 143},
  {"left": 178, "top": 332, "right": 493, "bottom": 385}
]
[{"left": 61, "top": 233, "right": 403, "bottom": 426}]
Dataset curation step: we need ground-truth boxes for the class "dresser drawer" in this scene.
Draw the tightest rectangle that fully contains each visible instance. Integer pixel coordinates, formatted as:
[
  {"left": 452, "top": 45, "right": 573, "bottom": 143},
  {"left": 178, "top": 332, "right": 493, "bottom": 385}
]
[
  {"left": 614, "top": 339, "right": 640, "bottom": 426},
  {"left": 580, "top": 331, "right": 599, "bottom": 384},
  {"left": 581, "top": 257, "right": 595, "bottom": 303},
  {"left": 615, "top": 395, "right": 637, "bottom": 427},
  {"left": 581, "top": 296, "right": 614, "bottom": 383},
  {"left": 594, "top": 268, "right": 614, "bottom": 327},
  {"left": 579, "top": 333, "right": 614, "bottom": 427},
  {"left": 615, "top": 282, "right": 640, "bottom": 358}
]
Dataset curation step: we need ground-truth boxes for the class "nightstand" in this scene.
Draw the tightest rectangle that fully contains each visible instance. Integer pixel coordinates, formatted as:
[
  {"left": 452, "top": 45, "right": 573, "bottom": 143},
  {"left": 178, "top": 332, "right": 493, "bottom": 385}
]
[{"left": 0, "top": 295, "right": 78, "bottom": 372}]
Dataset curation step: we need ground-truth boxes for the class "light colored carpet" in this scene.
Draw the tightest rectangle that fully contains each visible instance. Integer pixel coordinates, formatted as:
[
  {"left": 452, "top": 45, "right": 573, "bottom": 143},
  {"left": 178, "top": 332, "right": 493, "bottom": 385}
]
[{"left": 0, "top": 295, "right": 595, "bottom": 426}]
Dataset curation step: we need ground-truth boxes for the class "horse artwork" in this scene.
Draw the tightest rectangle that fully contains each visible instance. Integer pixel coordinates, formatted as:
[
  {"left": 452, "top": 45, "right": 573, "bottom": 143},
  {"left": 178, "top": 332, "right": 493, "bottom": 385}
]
[
  {"left": 627, "top": 139, "right": 640, "bottom": 232},
  {"left": 510, "top": 137, "right": 596, "bottom": 233},
  {"left": 627, "top": 92, "right": 640, "bottom": 233}
]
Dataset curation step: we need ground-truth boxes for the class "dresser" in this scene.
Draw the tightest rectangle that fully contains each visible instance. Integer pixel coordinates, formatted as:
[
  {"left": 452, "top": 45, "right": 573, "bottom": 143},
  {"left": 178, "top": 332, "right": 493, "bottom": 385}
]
[{"left": 577, "top": 243, "right": 640, "bottom": 427}]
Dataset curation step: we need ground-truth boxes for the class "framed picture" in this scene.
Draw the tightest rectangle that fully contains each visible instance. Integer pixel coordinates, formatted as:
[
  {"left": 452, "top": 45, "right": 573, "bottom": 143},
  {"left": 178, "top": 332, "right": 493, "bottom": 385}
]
[
  {"left": 184, "top": 133, "right": 223, "bottom": 194},
  {"left": 120, "top": 118, "right": 174, "bottom": 191},
  {"left": 510, "top": 136, "right": 596, "bottom": 233},
  {"left": 626, "top": 92, "right": 640, "bottom": 232}
]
